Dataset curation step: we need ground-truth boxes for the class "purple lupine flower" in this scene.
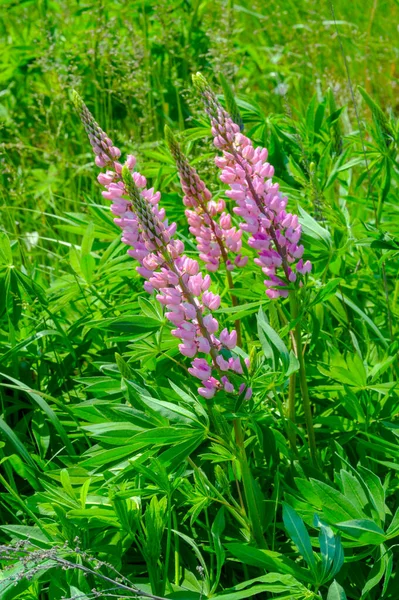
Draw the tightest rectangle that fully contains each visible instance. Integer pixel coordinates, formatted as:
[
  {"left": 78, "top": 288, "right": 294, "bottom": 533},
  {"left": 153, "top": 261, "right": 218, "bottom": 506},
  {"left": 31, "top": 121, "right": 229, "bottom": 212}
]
[
  {"left": 122, "top": 165, "right": 247, "bottom": 398},
  {"left": 72, "top": 91, "right": 168, "bottom": 288},
  {"left": 72, "top": 91, "right": 250, "bottom": 399},
  {"left": 193, "top": 73, "right": 312, "bottom": 299},
  {"left": 165, "top": 126, "right": 247, "bottom": 273}
]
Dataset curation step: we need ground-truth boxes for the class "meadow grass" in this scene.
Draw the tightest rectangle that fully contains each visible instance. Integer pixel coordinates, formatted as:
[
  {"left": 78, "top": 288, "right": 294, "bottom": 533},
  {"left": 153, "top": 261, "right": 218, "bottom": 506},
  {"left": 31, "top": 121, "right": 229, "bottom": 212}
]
[{"left": 0, "top": 1, "right": 398, "bottom": 599}]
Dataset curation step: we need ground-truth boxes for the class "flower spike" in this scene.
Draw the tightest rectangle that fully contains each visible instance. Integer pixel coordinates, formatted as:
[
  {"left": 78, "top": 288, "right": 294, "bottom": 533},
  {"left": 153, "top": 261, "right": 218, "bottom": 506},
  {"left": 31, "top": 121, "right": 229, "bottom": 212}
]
[
  {"left": 74, "top": 93, "right": 250, "bottom": 400},
  {"left": 194, "top": 74, "right": 312, "bottom": 299},
  {"left": 165, "top": 126, "right": 246, "bottom": 272}
]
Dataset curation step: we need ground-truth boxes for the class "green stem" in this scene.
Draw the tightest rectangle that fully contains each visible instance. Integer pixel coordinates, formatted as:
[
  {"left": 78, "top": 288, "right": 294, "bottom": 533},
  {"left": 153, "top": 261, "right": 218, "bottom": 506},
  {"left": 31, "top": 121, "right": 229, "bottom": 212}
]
[
  {"left": 205, "top": 508, "right": 215, "bottom": 581},
  {"left": 148, "top": 565, "right": 159, "bottom": 597},
  {"left": 233, "top": 418, "right": 267, "bottom": 548},
  {"left": 290, "top": 294, "right": 319, "bottom": 468},
  {"left": 172, "top": 512, "right": 180, "bottom": 586},
  {"left": 287, "top": 371, "right": 298, "bottom": 455},
  {"left": 225, "top": 256, "right": 242, "bottom": 347},
  {"left": 163, "top": 495, "right": 172, "bottom": 593}
]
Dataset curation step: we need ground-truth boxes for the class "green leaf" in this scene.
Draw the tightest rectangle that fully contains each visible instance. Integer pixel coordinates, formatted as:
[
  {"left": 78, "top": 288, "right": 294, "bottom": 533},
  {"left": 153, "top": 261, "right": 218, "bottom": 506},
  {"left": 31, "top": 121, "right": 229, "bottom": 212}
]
[
  {"left": 174, "top": 531, "right": 210, "bottom": 594},
  {"left": 357, "top": 466, "right": 386, "bottom": 525},
  {"left": 361, "top": 545, "right": 388, "bottom": 598},
  {"left": 0, "top": 372, "right": 74, "bottom": 456},
  {"left": 257, "top": 308, "right": 290, "bottom": 372},
  {"left": 340, "top": 470, "right": 368, "bottom": 513},
  {"left": 0, "top": 232, "right": 13, "bottom": 265},
  {"left": 227, "top": 543, "right": 314, "bottom": 584},
  {"left": 282, "top": 503, "right": 316, "bottom": 574},
  {"left": 158, "top": 431, "right": 206, "bottom": 469},
  {"left": 89, "top": 315, "right": 161, "bottom": 334},
  {"left": 298, "top": 207, "right": 332, "bottom": 249},
  {"left": 211, "top": 508, "right": 226, "bottom": 593},
  {"left": 336, "top": 294, "right": 388, "bottom": 349},
  {"left": 69, "top": 588, "right": 90, "bottom": 600},
  {"left": 219, "top": 73, "right": 243, "bottom": 131},
  {"left": 310, "top": 479, "right": 365, "bottom": 522},
  {"left": 0, "top": 417, "right": 36, "bottom": 468},
  {"left": 308, "top": 279, "right": 341, "bottom": 308},
  {"left": 358, "top": 86, "right": 394, "bottom": 141},
  {"left": 314, "top": 515, "right": 344, "bottom": 584},
  {"left": 81, "top": 221, "right": 95, "bottom": 256},
  {"left": 211, "top": 573, "right": 306, "bottom": 600},
  {"left": 386, "top": 506, "right": 399, "bottom": 538},
  {"left": 382, "top": 550, "right": 393, "bottom": 596},
  {"left": 0, "top": 329, "right": 62, "bottom": 365},
  {"left": 327, "top": 580, "right": 347, "bottom": 600},
  {"left": 80, "top": 253, "right": 95, "bottom": 283},
  {"left": 0, "top": 525, "right": 50, "bottom": 546},
  {"left": 335, "top": 519, "right": 386, "bottom": 545}
]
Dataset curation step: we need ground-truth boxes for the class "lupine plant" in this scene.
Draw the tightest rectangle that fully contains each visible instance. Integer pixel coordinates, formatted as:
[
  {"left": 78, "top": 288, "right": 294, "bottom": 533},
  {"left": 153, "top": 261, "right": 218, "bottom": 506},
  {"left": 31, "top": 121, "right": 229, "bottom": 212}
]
[{"left": 65, "top": 69, "right": 324, "bottom": 567}]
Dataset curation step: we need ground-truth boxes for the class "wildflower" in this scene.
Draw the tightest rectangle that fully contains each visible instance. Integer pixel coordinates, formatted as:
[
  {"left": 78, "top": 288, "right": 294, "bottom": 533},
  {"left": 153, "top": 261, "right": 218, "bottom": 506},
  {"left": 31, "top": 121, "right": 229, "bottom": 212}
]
[
  {"left": 73, "top": 91, "right": 251, "bottom": 399},
  {"left": 193, "top": 73, "right": 312, "bottom": 299},
  {"left": 165, "top": 126, "right": 247, "bottom": 273},
  {"left": 122, "top": 166, "right": 248, "bottom": 399}
]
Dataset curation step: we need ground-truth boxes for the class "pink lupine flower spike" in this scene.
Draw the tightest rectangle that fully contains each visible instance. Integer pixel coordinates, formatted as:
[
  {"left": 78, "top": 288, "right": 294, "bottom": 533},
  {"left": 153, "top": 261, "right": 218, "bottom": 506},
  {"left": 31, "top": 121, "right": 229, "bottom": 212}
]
[
  {"left": 193, "top": 73, "right": 312, "bottom": 300},
  {"left": 165, "top": 126, "right": 245, "bottom": 344},
  {"left": 72, "top": 91, "right": 250, "bottom": 400}
]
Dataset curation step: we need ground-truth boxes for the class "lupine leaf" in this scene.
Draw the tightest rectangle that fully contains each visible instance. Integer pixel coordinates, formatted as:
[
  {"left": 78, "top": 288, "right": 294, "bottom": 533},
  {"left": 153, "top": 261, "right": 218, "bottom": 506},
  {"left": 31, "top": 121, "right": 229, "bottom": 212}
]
[{"left": 282, "top": 503, "right": 316, "bottom": 573}]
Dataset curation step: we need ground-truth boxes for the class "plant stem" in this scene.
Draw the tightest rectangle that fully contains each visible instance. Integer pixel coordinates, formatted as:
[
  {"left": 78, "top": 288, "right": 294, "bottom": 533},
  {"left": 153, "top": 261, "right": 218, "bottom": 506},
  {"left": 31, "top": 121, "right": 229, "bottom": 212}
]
[
  {"left": 225, "top": 265, "right": 242, "bottom": 346},
  {"left": 289, "top": 293, "right": 319, "bottom": 468},
  {"left": 204, "top": 508, "right": 215, "bottom": 581},
  {"left": 172, "top": 512, "right": 180, "bottom": 586},
  {"left": 163, "top": 495, "right": 172, "bottom": 593},
  {"left": 287, "top": 372, "right": 299, "bottom": 455},
  {"left": 233, "top": 418, "right": 267, "bottom": 548}
]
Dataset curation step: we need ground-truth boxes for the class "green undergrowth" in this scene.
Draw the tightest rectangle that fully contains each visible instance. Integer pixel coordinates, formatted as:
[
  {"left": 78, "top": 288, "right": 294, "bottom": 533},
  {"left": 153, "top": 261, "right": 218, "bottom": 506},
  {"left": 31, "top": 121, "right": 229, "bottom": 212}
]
[{"left": 0, "top": 1, "right": 398, "bottom": 599}]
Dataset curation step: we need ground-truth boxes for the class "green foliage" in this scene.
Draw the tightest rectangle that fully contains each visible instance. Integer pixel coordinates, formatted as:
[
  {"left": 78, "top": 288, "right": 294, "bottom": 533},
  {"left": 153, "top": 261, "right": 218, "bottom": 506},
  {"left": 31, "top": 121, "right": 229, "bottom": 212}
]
[{"left": 1, "top": 1, "right": 399, "bottom": 599}]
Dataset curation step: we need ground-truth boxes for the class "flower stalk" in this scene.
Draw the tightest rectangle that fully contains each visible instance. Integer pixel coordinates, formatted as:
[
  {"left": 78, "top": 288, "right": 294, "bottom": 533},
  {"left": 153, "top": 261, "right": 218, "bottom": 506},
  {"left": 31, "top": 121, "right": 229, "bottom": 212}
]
[
  {"left": 194, "top": 73, "right": 317, "bottom": 463},
  {"left": 290, "top": 294, "right": 318, "bottom": 467}
]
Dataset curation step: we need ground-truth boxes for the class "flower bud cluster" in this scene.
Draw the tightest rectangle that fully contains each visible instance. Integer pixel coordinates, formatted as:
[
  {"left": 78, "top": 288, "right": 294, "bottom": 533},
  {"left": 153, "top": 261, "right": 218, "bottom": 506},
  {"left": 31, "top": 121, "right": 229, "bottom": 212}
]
[{"left": 72, "top": 91, "right": 121, "bottom": 168}]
